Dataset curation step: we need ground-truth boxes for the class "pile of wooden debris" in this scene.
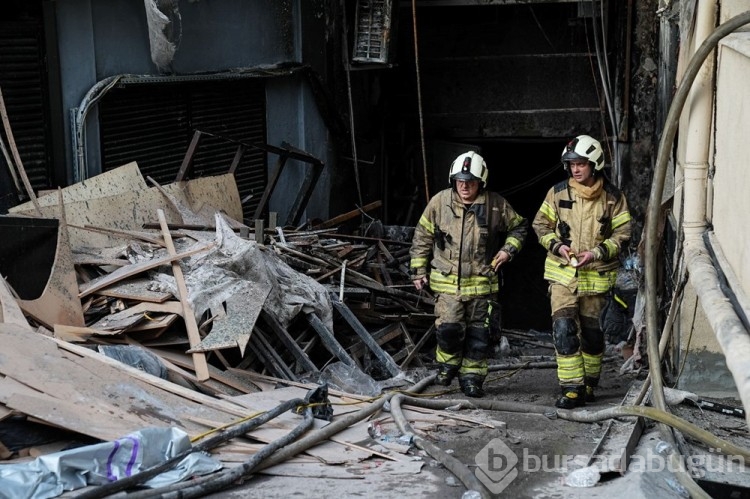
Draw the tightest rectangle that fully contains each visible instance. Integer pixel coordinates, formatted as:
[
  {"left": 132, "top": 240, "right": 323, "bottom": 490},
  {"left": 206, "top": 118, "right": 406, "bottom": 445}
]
[{"left": 0, "top": 162, "right": 498, "bottom": 496}]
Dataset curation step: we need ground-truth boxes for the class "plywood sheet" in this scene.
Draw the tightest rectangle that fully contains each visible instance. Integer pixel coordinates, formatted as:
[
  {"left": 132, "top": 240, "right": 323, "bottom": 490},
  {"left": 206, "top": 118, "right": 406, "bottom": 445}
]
[
  {"left": 11, "top": 173, "right": 242, "bottom": 249},
  {"left": 16, "top": 214, "right": 85, "bottom": 328},
  {"left": 0, "top": 323, "right": 239, "bottom": 440},
  {"left": 173, "top": 174, "right": 243, "bottom": 222},
  {"left": 8, "top": 162, "right": 146, "bottom": 213}
]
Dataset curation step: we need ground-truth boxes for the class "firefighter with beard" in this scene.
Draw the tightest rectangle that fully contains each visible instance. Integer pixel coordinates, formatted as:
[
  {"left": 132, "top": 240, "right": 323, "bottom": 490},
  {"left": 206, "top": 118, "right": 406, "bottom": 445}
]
[
  {"left": 410, "top": 151, "right": 527, "bottom": 397},
  {"left": 532, "top": 135, "right": 632, "bottom": 408}
]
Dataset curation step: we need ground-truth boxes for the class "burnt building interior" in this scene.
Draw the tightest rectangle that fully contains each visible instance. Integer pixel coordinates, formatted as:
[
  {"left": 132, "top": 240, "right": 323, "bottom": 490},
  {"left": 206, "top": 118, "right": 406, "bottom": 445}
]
[
  {"left": 335, "top": 0, "right": 644, "bottom": 331},
  {"left": 0, "top": 0, "right": 655, "bottom": 334}
]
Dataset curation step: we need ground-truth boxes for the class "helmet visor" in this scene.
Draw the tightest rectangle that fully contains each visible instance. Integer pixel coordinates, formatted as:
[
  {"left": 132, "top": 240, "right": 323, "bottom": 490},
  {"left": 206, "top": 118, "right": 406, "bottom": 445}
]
[
  {"left": 562, "top": 151, "right": 588, "bottom": 163},
  {"left": 451, "top": 171, "right": 480, "bottom": 182}
]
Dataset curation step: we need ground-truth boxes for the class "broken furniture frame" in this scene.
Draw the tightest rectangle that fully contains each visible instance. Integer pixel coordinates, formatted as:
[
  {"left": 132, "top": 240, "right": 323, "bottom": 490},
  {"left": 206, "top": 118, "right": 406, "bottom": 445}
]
[{"left": 175, "top": 129, "right": 324, "bottom": 227}]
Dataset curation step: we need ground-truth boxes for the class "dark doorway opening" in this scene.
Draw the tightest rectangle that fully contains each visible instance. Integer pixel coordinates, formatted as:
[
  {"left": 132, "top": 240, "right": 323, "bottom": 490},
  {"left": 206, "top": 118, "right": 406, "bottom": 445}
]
[{"left": 476, "top": 138, "right": 567, "bottom": 332}]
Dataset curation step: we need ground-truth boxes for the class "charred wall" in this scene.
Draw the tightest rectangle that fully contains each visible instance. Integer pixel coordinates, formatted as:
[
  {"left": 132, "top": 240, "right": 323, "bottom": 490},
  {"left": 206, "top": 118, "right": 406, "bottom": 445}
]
[{"left": 333, "top": 0, "right": 660, "bottom": 330}]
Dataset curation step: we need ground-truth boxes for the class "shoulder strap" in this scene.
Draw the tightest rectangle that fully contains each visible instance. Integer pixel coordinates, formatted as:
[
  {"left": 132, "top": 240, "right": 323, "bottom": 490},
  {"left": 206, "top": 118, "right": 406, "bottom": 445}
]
[{"left": 603, "top": 180, "right": 622, "bottom": 199}]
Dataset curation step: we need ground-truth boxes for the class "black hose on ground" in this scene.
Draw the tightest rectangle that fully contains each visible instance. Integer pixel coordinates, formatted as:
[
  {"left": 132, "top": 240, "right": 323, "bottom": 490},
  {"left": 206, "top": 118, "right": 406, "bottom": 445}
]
[
  {"left": 390, "top": 394, "right": 493, "bottom": 498},
  {"left": 76, "top": 398, "right": 308, "bottom": 499},
  {"left": 252, "top": 373, "right": 437, "bottom": 471}
]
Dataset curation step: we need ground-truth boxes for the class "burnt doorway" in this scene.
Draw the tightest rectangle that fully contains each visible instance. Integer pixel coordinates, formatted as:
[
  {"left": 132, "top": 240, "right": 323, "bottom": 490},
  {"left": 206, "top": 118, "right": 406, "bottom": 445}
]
[{"left": 477, "top": 138, "right": 567, "bottom": 333}]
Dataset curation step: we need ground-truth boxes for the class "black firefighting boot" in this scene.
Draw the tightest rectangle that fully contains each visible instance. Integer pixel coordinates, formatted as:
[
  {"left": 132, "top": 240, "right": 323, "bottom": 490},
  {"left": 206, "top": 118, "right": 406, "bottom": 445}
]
[
  {"left": 584, "top": 376, "right": 599, "bottom": 403},
  {"left": 555, "top": 385, "right": 585, "bottom": 409},
  {"left": 584, "top": 385, "right": 596, "bottom": 403},
  {"left": 459, "top": 375, "right": 485, "bottom": 398},
  {"left": 435, "top": 364, "right": 459, "bottom": 386}
]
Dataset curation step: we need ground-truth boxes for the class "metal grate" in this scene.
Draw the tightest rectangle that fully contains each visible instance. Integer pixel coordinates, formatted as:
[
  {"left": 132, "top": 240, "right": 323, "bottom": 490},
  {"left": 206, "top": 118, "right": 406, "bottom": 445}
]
[
  {"left": 98, "top": 80, "right": 267, "bottom": 220},
  {"left": 352, "top": 0, "right": 392, "bottom": 64}
]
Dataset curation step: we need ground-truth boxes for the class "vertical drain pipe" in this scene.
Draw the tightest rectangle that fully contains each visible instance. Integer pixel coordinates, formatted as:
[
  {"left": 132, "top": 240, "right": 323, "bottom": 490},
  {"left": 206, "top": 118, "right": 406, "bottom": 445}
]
[
  {"left": 646, "top": 8, "right": 750, "bottom": 446},
  {"left": 681, "top": 0, "right": 714, "bottom": 242}
]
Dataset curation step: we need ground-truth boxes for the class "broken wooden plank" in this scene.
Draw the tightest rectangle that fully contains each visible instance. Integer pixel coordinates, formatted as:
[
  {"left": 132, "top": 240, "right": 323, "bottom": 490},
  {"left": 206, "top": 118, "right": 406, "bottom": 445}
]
[
  {"left": 0, "top": 324, "right": 244, "bottom": 440},
  {"left": 587, "top": 381, "right": 646, "bottom": 476},
  {"left": 252, "top": 328, "right": 298, "bottom": 381},
  {"left": 344, "top": 268, "right": 434, "bottom": 306},
  {"left": 78, "top": 243, "right": 213, "bottom": 298},
  {"left": 74, "top": 224, "right": 172, "bottom": 247},
  {"left": 312, "top": 200, "right": 382, "bottom": 230},
  {"left": 88, "top": 301, "right": 183, "bottom": 331},
  {"left": 348, "top": 322, "right": 403, "bottom": 360},
  {"left": 0, "top": 278, "right": 32, "bottom": 331},
  {"left": 175, "top": 130, "right": 203, "bottom": 182},
  {"left": 398, "top": 322, "right": 425, "bottom": 368},
  {"left": 141, "top": 345, "right": 261, "bottom": 395},
  {"left": 53, "top": 324, "right": 124, "bottom": 341},
  {"left": 0, "top": 87, "right": 41, "bottom": 214},
  {"left": 157, "top": 209, "right": 210, "bottom": 382},
  {"left": 96, "top": 278, "right": 173, "bottom": 303},
  {"left": 400, "top": 324, "right": 434, "bottom": 369},
  {"left": 286, "top": 161, "right": 324, "bottom": 226}
]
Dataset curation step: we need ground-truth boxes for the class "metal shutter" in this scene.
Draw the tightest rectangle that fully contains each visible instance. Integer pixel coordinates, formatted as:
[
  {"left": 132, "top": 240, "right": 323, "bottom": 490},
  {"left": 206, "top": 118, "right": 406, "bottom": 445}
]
[
  {"left": 98, "top": 80, "right": 267, "bottom": 220},
  {"left": 0, "top": 18, "right": 52, "bottom": 193}
]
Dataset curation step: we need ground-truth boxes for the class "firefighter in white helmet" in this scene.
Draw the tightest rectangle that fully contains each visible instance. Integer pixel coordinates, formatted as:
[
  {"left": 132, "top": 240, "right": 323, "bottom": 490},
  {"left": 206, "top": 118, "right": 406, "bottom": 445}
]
[
  {"left": 410, "top": 151, "right": 528, "bottom": 397},
  {"left": 532, "top": 135, "right": 632, "bottom": 409}
]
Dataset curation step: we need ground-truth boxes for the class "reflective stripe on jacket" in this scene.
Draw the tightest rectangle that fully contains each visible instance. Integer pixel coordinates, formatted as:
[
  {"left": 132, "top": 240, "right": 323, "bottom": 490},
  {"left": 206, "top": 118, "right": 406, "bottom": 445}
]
[
  {"left": 532, "top": 178, "right": 631, "bottom": 294},
  {"left": 410, "top": 188, "right": 527, "bottom": 298}
]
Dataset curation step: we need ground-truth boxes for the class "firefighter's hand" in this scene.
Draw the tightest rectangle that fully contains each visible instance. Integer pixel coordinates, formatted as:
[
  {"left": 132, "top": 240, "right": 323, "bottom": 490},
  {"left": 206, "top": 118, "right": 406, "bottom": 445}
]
[
  {"left": 413, "top": 276, "right": 428, "bottom": 290},
  {"left": 558, "top": 245, "right": 572, "bottom": 260},
  {"left": 491, "top": 250, "right": 511, "bottom": 272},
  {"left": 574, "top": 250, "right": 595, "bottom": 267}
]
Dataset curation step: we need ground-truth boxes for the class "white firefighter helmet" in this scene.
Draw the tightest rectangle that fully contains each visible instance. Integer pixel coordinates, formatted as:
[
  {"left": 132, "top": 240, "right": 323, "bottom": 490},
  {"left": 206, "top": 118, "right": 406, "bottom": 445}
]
[
  {"left": 561, "top": 135, "right": 605, "bottom": 171},
  {"left": 449, "top": 151, "right": 488, "bottom": 187}
]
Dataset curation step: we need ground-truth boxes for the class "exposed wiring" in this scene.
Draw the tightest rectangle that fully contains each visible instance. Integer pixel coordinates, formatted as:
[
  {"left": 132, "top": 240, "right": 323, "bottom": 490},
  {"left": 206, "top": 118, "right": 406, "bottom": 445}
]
[
  {"left": 673, "top": 297, "right": 698, "bottom": 386},
  {"left": 341, "top": 0, "right": 364, "bottom": 211},
  {"left": 587, "top": 0, "right": 621, "bottom": 186},
  {"left": 411, "top": 0, "right": 430, "bottom": 204},
  {"left": 528, "top": 5, "right": 555, "bottom": 50}
]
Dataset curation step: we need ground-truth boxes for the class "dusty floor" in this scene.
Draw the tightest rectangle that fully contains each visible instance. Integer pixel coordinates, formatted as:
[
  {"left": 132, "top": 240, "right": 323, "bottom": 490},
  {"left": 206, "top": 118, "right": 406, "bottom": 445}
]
[
  {"left": 205, "top": 348, "right": 712, "bottom": 498},
  {"left": 59, "top": 343, "right": 746, "bottom": 498}
]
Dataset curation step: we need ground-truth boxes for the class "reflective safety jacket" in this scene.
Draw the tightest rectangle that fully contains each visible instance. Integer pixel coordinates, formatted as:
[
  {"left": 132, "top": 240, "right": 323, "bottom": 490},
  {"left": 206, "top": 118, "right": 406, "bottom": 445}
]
[
  {"left": 532, "top": 177, "right": 632, "bottom": 294},
  {"left": 410, "top": 189, "right": 527, "bottom": 298}
]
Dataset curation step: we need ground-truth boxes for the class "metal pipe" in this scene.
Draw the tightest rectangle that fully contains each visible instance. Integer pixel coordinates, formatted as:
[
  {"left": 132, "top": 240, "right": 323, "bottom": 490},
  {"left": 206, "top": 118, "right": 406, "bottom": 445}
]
[{"left": 645, "top": 8, "right": 750, "bottom": 498}]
